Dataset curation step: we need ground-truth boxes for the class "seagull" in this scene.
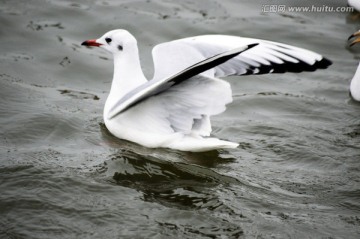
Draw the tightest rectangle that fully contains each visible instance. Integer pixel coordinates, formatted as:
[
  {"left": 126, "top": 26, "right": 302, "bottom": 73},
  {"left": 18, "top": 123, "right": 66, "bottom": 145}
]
[
  {"left": 82, "top": 29, "right": 331, "bottom": 152},
  {"left": 349, "top": 30, "right": 360, "bottom": 101},
  {"left": 348, "top": 0, "right": 360, "bottom": 12}
]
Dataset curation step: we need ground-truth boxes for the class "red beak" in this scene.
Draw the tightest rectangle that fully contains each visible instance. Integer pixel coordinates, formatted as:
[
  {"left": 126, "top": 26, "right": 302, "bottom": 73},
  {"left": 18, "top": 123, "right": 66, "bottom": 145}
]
[{"left": 81, "top": 39, "right": 102, "bottom": 47}]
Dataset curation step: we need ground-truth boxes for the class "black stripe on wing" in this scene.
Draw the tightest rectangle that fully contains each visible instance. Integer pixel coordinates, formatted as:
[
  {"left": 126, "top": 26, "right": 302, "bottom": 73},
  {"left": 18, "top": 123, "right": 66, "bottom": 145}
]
[
  {"left": 244, "top": 58, "right": 331, "bottom": 76},
  {"left": 108, "top": 43, "right": 259, "bottom": 119},
  {"left": 240, "top": 46, "right": 332, "bottom": 75}
]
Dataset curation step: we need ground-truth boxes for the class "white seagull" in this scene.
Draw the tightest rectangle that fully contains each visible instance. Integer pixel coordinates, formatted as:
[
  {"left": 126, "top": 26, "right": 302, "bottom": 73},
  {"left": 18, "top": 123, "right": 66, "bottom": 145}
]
[
  {"left": 348, "top": 0, "right": 360, "bottom": 12},
  {"left": 349, "top": 30, "right": 360, "bottom": 101},
  {"left": 82, "top": 29, "right": 331, "bottom": 152}
]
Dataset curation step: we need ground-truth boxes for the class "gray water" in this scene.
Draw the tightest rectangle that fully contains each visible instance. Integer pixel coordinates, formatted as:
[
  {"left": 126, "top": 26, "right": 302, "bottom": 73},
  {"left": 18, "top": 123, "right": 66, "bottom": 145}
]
[{"left": 1, "top": 0, "right": 360, "bottom": 238}]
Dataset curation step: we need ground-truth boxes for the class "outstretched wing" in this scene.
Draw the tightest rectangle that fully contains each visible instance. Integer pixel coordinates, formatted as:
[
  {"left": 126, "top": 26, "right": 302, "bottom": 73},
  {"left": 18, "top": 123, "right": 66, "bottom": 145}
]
[
  {"left": 152, "top": 35, "right": 332, "bottom": 81},
  {"left": 107, "top": 43, "right": 258, "bottom": 119}
]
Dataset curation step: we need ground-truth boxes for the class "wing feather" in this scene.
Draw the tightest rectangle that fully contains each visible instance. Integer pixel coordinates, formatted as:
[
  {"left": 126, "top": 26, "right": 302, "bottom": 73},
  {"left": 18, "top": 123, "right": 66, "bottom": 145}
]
[
  {"left": 152, "top": 35, "right": 331, "bottom": 80},
  {"left": 108, "top": 34, "right": 331, "bottom": 126},
  {"left": 107, "top": 43, "right": 257, "bottom": 119},
  {"left": 135, "top": 75, "right": 232, "bottom": 135}
]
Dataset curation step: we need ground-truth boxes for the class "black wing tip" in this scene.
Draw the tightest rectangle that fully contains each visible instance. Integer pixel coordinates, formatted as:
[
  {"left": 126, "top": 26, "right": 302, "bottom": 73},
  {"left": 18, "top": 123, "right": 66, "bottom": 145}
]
[
  {"left": 243, "top": 56, "right": 332, "bottom": 76},
  {"left": 247, "top": 43, "right": 259, "bottom": 49},
  {"left": 315, "top": 57, "right": 332, "bottom": 69},
  {"left": 229, "top": 43, "right": 259, "bottom": 57},
  {"left": 275, "top": 57, "right": 332, "bottom": 73}
]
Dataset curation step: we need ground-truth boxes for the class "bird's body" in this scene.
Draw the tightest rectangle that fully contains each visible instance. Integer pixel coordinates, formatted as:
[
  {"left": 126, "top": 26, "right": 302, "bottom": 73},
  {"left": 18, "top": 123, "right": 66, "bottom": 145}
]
[
  {"left": 350, "top": 63, "right": 360, "bottom": 101},
  {"left": 349, "top": 30, "right": 360, "bottom": 101},
  {"left": 349, "top": 0, "right": 360, "bottom": 12},
  {"left": 82, "top": 29, "right": 331, "bottom": 152}
]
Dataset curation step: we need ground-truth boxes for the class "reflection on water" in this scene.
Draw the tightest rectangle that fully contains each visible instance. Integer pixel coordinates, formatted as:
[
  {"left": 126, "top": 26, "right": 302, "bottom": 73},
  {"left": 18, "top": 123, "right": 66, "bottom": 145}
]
[
  {"left": 107, "top": 152, "right": 229, "bottom": 208},
  {"left": 96, "top": 142, "right": 248, "bottom": 237},
  {"left": 99, "top": 123, "right": 239, "bottom": 209}
]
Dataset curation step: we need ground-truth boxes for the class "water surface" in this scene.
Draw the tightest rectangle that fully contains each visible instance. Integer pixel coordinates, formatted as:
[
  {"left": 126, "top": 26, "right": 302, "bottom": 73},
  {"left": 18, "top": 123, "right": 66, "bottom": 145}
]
[{"left": 1, "top": 0, "right": 360, "bottom": 238}]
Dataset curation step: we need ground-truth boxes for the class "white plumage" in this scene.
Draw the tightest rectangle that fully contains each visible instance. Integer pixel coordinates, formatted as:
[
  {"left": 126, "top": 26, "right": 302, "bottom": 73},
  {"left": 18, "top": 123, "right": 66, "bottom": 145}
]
[
  {"left": 349, "top": 30, "right": 360, "bottom": 101},
  {"left": 350, "top": 63, "right": 360, "bottom": 101},
  {"left": 348, "top": 0, "right": 360, "bottom": 12},
  {"left": 82, "top": 29, "right": 331, "bottom": 152}
]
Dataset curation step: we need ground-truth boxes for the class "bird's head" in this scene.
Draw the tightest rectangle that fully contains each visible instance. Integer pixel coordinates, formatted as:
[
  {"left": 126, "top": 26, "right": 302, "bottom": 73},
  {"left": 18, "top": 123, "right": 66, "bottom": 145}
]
[
  {"left": 349, "top": 30, "right": 360, "bottom": 47},
  {"left": 81, "top": 29, "right": 137, "bottom": 55}
]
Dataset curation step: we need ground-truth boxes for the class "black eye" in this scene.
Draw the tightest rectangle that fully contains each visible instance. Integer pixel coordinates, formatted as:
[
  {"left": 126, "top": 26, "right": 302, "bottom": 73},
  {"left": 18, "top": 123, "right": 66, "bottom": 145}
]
[
  {"left": 118, "top": 45, "right": 123, "bottom": 51},
  {"left": 105, "top": 38, "right": 112, "bottom": 44}
]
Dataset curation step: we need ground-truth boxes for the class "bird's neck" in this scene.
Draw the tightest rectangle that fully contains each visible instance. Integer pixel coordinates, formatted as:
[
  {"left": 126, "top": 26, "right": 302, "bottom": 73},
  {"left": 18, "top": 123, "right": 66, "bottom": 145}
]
[
  {"left": 108, "top": 48, "right": 147, "bottom": 100},
  {"left": 104, "top": 48, "right": 147, "bottom": 119}
]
